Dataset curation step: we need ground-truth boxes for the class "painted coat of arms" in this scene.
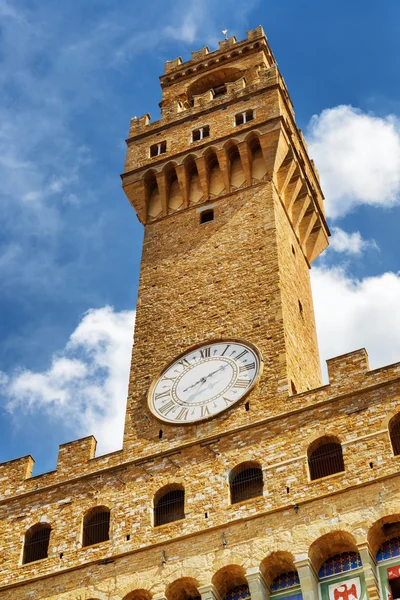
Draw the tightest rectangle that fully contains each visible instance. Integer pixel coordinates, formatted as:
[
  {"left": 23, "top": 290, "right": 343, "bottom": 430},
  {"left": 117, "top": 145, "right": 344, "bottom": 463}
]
[{"left": 327, "top": 577, "right": 362, "bottom": 600}]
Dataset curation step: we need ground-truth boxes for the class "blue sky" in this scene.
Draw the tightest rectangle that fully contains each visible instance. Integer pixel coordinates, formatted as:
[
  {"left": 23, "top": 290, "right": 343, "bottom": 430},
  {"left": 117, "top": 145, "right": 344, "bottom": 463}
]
[{"left": 1, "top": 0, "right": 400, "bottom": 474}]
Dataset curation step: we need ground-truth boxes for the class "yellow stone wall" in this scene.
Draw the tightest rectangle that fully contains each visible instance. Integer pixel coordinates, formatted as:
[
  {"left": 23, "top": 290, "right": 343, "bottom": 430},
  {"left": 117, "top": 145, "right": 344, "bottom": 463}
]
[{"left": 1, "top": 26, "right": 399, "bottom": 600}]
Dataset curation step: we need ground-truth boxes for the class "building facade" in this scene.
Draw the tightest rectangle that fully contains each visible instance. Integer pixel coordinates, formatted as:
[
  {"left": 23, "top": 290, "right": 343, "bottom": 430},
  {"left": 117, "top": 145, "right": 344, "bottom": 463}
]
[{"left": 1, "top": 25, "right": 400, "bottom": 600}]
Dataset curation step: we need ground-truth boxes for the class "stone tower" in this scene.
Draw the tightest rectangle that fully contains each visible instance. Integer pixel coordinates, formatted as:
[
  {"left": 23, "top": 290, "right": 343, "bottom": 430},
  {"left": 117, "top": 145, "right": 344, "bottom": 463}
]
[
  {"left": 121, "top": 25, "right": 329, "bottom": 455},
  {"left": 1, "top": 26, "right": 400, "bottom": 600}
]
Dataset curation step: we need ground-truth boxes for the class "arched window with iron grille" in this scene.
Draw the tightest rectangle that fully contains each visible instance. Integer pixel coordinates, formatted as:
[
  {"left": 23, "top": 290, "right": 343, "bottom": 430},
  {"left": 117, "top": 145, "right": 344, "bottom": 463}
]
[
  {"left": 389, "top": 414, "right": 400, "bottom": 456},
  {"left": 154, "top": 485, "right": 185, "bottom": 527},
  {"left": 308, "top": 437, "right": 345, "bottom": 481},
  {"left": 82, "top": 506, "right": 110, "bottom": 547},
  {"left": 229, "top": 462, "right": 263, "bottom": 504},
  {"left": 23, "top": 523, "right": 51, "bottom": 564}
]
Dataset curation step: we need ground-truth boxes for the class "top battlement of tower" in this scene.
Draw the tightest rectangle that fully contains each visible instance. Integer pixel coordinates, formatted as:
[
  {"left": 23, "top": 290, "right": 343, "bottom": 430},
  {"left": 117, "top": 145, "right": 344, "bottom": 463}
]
[
  {"left": 161, "top": 26, "right": 270, "bottom": 78},
  {"left": 127, "top": 26, "right": 292, "bottom": 141}
]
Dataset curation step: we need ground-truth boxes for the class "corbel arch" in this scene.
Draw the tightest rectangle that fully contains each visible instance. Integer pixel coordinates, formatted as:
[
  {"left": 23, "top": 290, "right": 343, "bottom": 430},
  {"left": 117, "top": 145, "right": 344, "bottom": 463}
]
[
  {"left": 184, "top": 154, "right": 203, "bottom": 204},
  {"left": 163, "top": 162, "right": 183, "bottom": 213},
  {"left": 144, "top": 169, "right": 162, "bottom": 220},
  {"left": 245, "top": 133, "right": 267, "bottom": 182},
  {"left": 165, "top": 577, "right": 201, "bottom": 600},
  {"left": 203, "top": 147, "right": 225, "bottom": 199},
  {"left": 260, "top": 551, "right": 300, "bottom": 593},
  {"left": 122, "top": 590, "right": 153, "bottom": 600},
  {"left": 308, "top": 530, "right": 360, "bottom": 577},
  {"left": 212, "top": 564, "right": 249, "bottom": 600}
]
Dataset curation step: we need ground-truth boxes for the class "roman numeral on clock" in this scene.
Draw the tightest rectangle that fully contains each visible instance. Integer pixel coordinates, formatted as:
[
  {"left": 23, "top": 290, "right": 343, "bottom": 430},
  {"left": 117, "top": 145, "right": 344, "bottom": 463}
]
[
  {"left": 200, "top": 404, "right": 211, "bottom": 417},
  {"left": 158, "top": 400, "right": 176, "bottom": 416},
  {"left": 239, "top": 362, "right": 255, "bottom": 372},
  {"left": 234, "top": 379, "right": 250, "bottom": 389},
  {"left": 176, "top": 407, "right": 189, "bottom": 421},
  {"left": 235, "top": 350, "right": 248, "bottom": 361},
  {"left": 178, "top": 358, "right": 191, "bottom": 368},
  {"left": 200, "top": 347, "right": 211, "bottom": 358},
  {"left": 223, "top": 397, "right": 234, "bottom": 406},
  {"left": 155, "top": 389, "right": 170, "bottom": 400}
]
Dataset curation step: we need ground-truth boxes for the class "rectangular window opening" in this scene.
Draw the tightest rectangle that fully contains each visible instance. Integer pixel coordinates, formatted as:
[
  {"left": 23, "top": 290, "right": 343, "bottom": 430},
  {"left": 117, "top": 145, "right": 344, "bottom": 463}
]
[
  {"left": 235, "top": 110, "right": 254, "bottom": 126},
  {"left": 192, "top": 125, "right": 210, "bottom": 142},
  {"left": 150, "top": 141, "right": 167, "bottom": 158},
  {"left": 200, "top": 209, "right": 214, "bottom": 224}
]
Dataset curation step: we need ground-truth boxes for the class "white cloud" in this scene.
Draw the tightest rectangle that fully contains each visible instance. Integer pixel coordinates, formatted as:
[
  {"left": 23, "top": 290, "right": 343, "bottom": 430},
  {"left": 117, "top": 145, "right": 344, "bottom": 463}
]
[
  {"left": 329, "top": 226, "right": 378, "bottom": 255},
  {"left": 311, "top": 266, "right": 400, "bottom": 381},
  {"left": 306, "top": 105, "right": 400, "bottom": 218},
  {"left": 2, "top": 307, "right": 135, "bottom": 455}
]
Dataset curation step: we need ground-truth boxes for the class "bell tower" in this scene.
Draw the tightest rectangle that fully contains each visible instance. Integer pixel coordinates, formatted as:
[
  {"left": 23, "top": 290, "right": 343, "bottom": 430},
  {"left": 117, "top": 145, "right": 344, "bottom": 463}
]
[{"left": 121, "top": 26, "right": 329, "bottom": 456}]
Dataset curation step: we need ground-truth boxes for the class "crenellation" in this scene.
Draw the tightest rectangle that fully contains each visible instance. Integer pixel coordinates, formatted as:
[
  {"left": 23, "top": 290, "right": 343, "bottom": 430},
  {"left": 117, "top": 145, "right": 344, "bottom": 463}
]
[
  {"left": 247, "top": 25, "right": 266, "bottom": 41},
  {"left": 191, "top": 47, "right": 210, "bottom": 61},
  {"left": 0, "top": 455, "right": 34, "bottom": 496},
  {"left": 2, "top": 25, "right": 400, "bottom": 600},
  {"left": 164, "top": 57, "right": 183, "bottom": 74},
  {"left": 56, "top": 436, "right": 97, "bottom": 475},
  {"left": 327, "top": 349, "right": 370, "bottom": 385},
  {"left": 218, "top": 36, "right": 237, "bottom": 51}
]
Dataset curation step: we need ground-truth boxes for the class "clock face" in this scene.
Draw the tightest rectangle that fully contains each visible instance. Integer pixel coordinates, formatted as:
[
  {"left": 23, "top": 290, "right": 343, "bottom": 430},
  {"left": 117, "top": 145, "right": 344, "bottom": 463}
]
[{"left": 148, "top": 340, "right": 262, "bottom": 424}]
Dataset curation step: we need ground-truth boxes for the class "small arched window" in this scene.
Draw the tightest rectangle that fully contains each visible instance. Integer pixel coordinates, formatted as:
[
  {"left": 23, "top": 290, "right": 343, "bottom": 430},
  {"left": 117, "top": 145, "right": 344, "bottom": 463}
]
[
  {"left": 308, "top": 437, "right": 345, "bottom": 481},
  {"left": 154, "top": 486, "right": 185, "bottom": 527},
  {"left": 23, "top": 523, "right": 51, "bottom": 564},
  {"left": 230, "top": 462, "right": 263, "bottom": 504},
  {"left": 82, "top": 506, "right": 110, "bottom": 547},
  {"left": 389, "top": 414, "right": 400, "bottom": 456}
]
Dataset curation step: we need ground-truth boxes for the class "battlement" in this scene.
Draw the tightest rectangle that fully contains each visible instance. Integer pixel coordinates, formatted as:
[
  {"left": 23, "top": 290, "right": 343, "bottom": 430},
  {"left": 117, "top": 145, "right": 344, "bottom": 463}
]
[
  {"left": 128, "top": 63, "right": 283, "bottom": 139},
  {"left": 1, "top": 350, "right": 400, "bottom": 502},
  {"left": 0, "top": 434, "right": 124, "bottom": 501},
  {"left": 163, "top": 26, "right": 267, "bottom": 76}
]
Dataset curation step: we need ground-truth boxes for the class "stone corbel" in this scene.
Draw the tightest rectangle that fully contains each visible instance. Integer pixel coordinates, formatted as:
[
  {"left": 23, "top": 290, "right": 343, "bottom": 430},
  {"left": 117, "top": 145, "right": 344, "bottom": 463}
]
[
  {"left": 175, "top": 164, "right": 189, "bottom": 208},
  {"left": 195, "top": 156, "right": 210, "bottom": 201},
  {"left": 155, "top": 171, "right": 168, "bottom": 216},
  {"left": 237, "top": 142, "right": 253, "bottom": 186},
  {"left": 216, "top": 149, "right": 231, "bottom": 195}
]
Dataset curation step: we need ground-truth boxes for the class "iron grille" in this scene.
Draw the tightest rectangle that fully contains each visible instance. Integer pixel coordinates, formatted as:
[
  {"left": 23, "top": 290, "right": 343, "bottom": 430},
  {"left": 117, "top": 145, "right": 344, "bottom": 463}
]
[
  {"left": 309, "top": 443, "right": 345, "bottom": 480},
  {"left": 390, "top": 420, "right": 400, "bottom": 455},
  {"left": 230, "top": 467, "right": 263, "bottom": 504},
  {"left": 23, "top": 526, "right": 51, "bottom": 564},
  {"left": 82, "top": 510, "right": 110, "bottom": 547},
  {"left": 154, "top": 489, "right": 185, "bottom": 527}
]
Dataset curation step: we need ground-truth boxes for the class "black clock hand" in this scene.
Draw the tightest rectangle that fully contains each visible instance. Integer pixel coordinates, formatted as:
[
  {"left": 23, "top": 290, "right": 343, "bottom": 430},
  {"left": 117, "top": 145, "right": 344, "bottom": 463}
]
[
  {"left": 183, "top": 364, "right": 228, "bottom": 393},
  {"left": 183, "top": 376, "right": 207, "bottom": 393}
]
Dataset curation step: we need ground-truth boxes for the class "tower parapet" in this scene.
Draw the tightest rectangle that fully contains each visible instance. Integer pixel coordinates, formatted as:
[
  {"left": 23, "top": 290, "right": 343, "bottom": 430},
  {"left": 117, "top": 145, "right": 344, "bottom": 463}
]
[{"left": 121, "top": 27, "right": 328, "bottom": 265}]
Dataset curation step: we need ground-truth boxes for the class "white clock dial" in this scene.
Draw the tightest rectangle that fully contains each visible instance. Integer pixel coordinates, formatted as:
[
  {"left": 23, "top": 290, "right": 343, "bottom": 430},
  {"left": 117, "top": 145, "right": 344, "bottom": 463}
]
[{"left": 148, "top": 340, "right": 262, "bottom": 424}]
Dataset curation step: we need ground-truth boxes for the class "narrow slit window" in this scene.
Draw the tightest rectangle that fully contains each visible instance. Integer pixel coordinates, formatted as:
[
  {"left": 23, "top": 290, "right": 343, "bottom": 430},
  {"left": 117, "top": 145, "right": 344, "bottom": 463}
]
[
  {"left": 200, "top": 209, "right": 214, "bottom": 224},
  {"left": 192, "top": 125, "right": 210, "bottom": 142},
  {"left": 235, "top": 110, "right": 254, "bottom": 126},
  {"left": 150, "top": 141, "right": 167, "bottom": 157}
]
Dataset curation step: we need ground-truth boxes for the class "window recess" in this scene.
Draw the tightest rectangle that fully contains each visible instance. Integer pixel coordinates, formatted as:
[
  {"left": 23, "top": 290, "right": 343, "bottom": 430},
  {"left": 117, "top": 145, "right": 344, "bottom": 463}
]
[
  {"left": 192, "top": 125, "right": 210, "bottom": 142},
  {"left": 235, "top": 110, "right": 254, "bottom": 126},
  {"left": 150, "top": 141, "right": 167, "bottom": 157}
]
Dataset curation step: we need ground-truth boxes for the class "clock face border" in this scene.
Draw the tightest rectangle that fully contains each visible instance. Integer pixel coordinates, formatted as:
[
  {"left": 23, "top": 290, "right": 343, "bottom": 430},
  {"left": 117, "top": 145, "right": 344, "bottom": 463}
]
[{"left": 147, "top": 338, "right": 264, "bottom": 425}]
